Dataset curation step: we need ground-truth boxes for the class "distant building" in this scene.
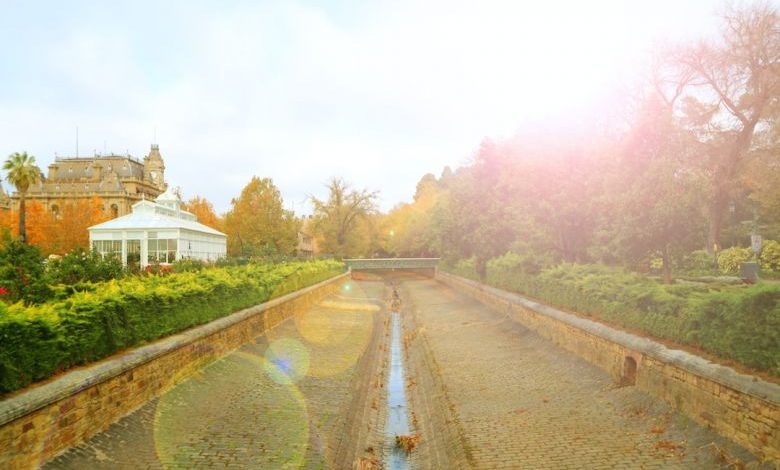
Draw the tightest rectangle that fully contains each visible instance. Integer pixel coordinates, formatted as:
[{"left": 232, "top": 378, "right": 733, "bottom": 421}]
[
  {"left": 297, "top": 231, "right": 315, "bottom": 258},
  {"left": 296, "top": 217, "right": 318, "bottom": 258},
  {"left": 88, "top": 189, "right": 227, "bottom": 269},
  {"left": 6, "top": 144, "right": 167, "bottom": 219}
]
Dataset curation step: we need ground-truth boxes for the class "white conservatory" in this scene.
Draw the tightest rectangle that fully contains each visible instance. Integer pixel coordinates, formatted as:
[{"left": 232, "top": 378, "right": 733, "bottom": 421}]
[{"left": 88, "top": 190, "right": 226, "bottom": 268}]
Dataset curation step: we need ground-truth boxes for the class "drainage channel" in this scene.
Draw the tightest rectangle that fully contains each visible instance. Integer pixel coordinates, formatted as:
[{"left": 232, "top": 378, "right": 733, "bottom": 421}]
[{"left": 385, "top": 291, "right": 412, "bottom": 469}]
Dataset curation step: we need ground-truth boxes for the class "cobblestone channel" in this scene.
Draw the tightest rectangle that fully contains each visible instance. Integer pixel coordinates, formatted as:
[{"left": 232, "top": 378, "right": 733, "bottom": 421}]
[
  {"left": 399, "top": 276, "right": 772, "bottom": 469},
  {"left": 43, "top": 275, "right": 772, "bottom": 469}
]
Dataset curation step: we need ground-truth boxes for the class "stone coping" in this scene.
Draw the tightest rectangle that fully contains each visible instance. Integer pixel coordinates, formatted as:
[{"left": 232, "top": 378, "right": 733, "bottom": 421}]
[
  {"left": 437, "top": 271, "right": 780, "bottom": 405},
  {"left": 0, "top": 272, "right": 349, "bottom": 426}
]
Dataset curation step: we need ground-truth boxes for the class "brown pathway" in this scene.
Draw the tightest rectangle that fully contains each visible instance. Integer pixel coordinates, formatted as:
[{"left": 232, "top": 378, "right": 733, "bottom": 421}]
[{"left": 401, "top": 278, "right": 769, "bottom": 469}]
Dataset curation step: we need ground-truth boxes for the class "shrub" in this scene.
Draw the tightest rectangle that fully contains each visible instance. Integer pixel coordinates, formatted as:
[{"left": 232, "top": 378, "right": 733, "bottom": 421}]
[
  {"left": 679, "top": 250, "right": 716, "bottom": 274},
  {"left": 46, "top": 248, "right": 124, "bottom": 286},
  {"left": 760, "top": 240, "right": 780, "bottom": 272},
  {"left": 688, "top": 285, "right": 780, "bottom": 374},
  {"left": 0, "top": 259, "right": 344, "bottom": 393},
  {"left": 488, "top": 251, "right": 551, "bottom": 277},
  {"left": 0, "top": 302, "right": 61, "bottom": 392},
  {"left": 172, "top": 258, "right": 207, "bottom": 273},
  {"left": 450, "top": 257, "right": 478, "bottom": 280},
  {"left": 717, "top": 247, "right": 753, "bottom": 274},
  {"left": 0, "top": 237, "right": 52, "bottom": 304}
]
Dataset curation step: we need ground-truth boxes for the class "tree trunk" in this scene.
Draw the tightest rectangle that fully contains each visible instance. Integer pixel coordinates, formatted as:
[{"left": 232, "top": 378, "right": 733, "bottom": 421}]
[
  {"left": 18, "top": 193, "right": 26, "bottom": 243},
  {"left": 706, "top": 121, "right": 759, "bottom": 254}
]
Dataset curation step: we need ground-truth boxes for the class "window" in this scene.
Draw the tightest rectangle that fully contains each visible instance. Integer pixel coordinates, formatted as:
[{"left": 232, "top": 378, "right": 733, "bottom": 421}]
[
  {"left": 92, "top": 240, "right": 121, "bottom": 259},
  {"left": 148, "top": 238, "right": 177, "bottom": 263},
  {"left": 127, "top": 240, "right": 141, "bottom": 265}
]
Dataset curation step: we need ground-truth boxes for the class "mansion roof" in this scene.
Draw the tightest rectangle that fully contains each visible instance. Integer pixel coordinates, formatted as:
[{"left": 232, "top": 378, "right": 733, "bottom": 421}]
[
  {"left": 46, "top": 155, "right": 144, "bottom": 181},
  {"left": 21, "top": 145, "right": 166, "bottom": 197}
]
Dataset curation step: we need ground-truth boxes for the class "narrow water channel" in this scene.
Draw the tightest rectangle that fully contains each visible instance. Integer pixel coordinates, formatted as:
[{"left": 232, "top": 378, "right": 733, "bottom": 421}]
[{"left": 385, "top": 310, "right": 411, "bottom": 470}]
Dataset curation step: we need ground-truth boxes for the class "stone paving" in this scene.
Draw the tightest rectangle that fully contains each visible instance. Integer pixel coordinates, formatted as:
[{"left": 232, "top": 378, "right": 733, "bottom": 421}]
[
  {"left": 401, "top": 278, "right": 770, "bottom": 470},
  {"left": 44, "top": 281, "right": 385, "bottom": 470}
]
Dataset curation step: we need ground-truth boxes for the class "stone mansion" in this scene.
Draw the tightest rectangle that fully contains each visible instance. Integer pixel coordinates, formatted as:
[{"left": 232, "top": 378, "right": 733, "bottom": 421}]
[{"left": 2, "top": 145, "right": 168, "bottom": 218}]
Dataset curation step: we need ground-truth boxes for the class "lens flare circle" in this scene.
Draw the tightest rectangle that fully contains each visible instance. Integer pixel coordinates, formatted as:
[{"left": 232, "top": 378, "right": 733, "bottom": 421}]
[{"left": 263, "top": 337, "right": 310, "bottom": 384}]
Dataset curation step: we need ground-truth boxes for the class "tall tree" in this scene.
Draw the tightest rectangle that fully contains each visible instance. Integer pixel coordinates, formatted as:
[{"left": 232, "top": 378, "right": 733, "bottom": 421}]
[
  {"left": 382, "top": 173, "right": 445, "bottom": 257},
  {"left": 600, "top": 95, "right": 708, "bottom": 282},
  {"left": 182, "top": 195, "right": 223, "bottom": 231},
  {"left": 659, "top": 3, "right": 779, "bottom": 251},
  {"left": 223, "top": 177, "right": 298, "bottom": 257},
  {"left": 3, "top": 152, "right": 42, "bottom": 243},
  {"left": 310, "top": 178, "right": 378, "bottom": 258}
]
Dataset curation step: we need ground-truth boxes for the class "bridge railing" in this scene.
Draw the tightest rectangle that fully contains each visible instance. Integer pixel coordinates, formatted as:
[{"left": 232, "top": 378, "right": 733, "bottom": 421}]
[{"left": 344, "top": 258, "right": 440, "bottom": 270}]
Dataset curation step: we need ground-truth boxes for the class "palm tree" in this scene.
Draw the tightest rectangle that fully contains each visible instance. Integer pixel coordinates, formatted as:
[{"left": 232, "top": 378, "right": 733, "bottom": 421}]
[{"left": 3, "top": 152, "right": 42, "bottom": 243}]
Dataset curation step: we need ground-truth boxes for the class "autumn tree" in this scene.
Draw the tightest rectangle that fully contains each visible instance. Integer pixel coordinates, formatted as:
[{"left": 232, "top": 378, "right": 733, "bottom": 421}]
[
  {"left": 182, "top": 195, "right": 222, "bottom": 231},
  {"left": 658, "top": 3, "right": 780, "bottom": 252},
  {"left": 223, "top": 177, "right": 298, "bottom": 257},
  {"left": 382, "top": 173, "right": 444, "bottom": 257},
  {"left": 45, "top": 197, "right": 109, "bottom": 255},
  {"left": 310, "top": 178, "right": 378, "bottom": 258},
  {"left": 0, "top": 197, "right": 110, "bottom": 255}
]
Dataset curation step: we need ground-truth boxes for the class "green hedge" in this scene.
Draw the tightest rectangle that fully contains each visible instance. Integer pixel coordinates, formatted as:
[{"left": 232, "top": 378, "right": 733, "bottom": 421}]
[
  {"left": 446, "top": 257, "right": 780, "bottom": 376},
  {"left": 0, "top": 260, "right": 344, "bottom": 393}
]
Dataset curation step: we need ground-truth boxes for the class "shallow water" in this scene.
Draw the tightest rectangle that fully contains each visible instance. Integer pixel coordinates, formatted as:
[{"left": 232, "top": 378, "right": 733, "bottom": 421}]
[{"left": 385, "top": 311, "right": 411, "bottom": 470}]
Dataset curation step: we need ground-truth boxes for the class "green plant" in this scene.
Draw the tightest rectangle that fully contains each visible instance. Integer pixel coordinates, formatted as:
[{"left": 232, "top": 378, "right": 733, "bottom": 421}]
[
  {"left": 717, "top": 247, "right": 753, "bottom": 274},
  {"left": 0, "top": 259, "right": 344, "bottom": 393},
  {"left": 171, "top": 258, "right": 207, "bottom": 273},
  {"left": 450, "top": 257, "right": 477, "bottom": 279},
  {"left": 759, "top": 240, "right": 780, "bottom": 272},
  {"left": 46, "top": 248, "right": 124, "bottom": 286},
  {"left": 679, "top": 250, "right": 716, "bottom": 274},
  {"left": 0, "top": 236, "right": 52, "bottom": 304}
]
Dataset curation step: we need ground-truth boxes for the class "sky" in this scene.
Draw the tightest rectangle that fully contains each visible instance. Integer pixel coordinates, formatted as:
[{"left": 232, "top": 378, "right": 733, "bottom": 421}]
[{"left": 0, "top": 0, "right": 727, "bottom": 215}]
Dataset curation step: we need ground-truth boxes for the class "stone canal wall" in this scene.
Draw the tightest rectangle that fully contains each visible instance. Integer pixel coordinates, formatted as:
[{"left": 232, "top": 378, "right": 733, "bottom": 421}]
[
  {"left": 0, "top": 273, "right": 349, "bottom": 470},
  {"left": 437, "top": 271, "right": 780, "bottom": 462}
]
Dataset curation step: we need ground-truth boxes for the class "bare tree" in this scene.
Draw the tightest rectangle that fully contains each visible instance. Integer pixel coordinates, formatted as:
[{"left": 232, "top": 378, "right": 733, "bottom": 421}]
[{"left": 310, "top": 177, "right": 378, "bottom": 257}]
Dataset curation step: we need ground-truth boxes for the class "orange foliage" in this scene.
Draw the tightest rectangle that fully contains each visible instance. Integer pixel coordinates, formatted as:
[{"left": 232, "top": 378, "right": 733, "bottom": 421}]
[
  {"left": 0, "top": 197, "right": 110, "bottom": 255},
  {"left": 182, "top": 195, "right": 223, "bottom": 231}
]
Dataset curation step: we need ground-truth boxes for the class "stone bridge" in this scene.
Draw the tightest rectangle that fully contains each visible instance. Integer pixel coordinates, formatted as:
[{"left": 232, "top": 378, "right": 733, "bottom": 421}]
[{"left": 344, "top": 257, "right": 439, "bottom": 276}]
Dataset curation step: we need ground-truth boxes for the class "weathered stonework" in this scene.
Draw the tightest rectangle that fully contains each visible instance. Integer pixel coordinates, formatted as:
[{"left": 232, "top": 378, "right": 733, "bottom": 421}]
[
  {"left": 0, "top": 273, "right": 348, "bottom": 470},
  {"left": 437, "top": 271, "right": 780, "bottom": 462}
]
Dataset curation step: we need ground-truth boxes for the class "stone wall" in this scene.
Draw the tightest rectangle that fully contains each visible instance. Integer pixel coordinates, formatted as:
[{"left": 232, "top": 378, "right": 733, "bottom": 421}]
[
  {"left": 437, "top": 272, "right": 780, "bottom": 462},
  {"left": 0, "top": 273, "right": 348, "bottom": 470}
]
